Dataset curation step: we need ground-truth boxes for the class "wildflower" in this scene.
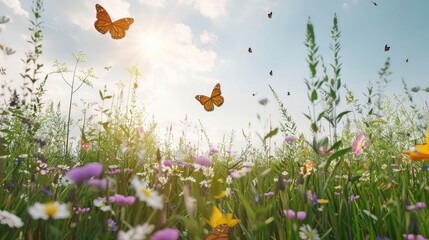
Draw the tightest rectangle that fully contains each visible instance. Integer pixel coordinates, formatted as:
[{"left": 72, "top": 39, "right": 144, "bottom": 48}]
[
  {"left": 67, "top": 163, "right": 103, "bottom": 184},
  {"left": 28, "top": 202, "right": 70, "bottom": 220},
  {"left": 349, "top": 195, "right": 360, "bottom": 202},
  {"left": 299, "top": 160, "right": 315, "bottom": 176},
  {"left": 318, "top": 146, "right": 332, "bottom": 156},
  {"left": 284, "top": 135, "right": 298, "bottom": 143},
  {"left": 206, "top": 206, "right": 240, "bottom": 228},
  {"left": 297, "top": 211, "right": 307, "bottom": 220},
  {"left": 41, "top": 187, "right": 52, "bottom": 197},
  {"left": 299, "top": 224, "right": 320, "bottom": 240},
  {"left": 86, "top": 178, "right": 113, "bottom": 190},
  {"left": 402, "top": 234, "right": 427, "bottom": 240},
  {"left": 118, "top": 223, "right": 154, "bottom": 240},
  {"left": 93, "top": 198, "right": 112, "bottom": 212},
  {"left": 36, "top": 160, "right": 48, "bottom": 175},
  {"left": 194, "top": 156, "right": 211, "bottom": 167},
  {"left": 230, "top": 168, "right": 252, "bottom": 178},
  {"left": 0, "top": 210, "right": 24, "bottom": 228},
  {"left": 82, "top": 141, "right": 90, "bottom": 151},
  {"left": 107, "top": 218, "right": 118, "bottom": 231},
  {"left": 264, "top": 192, "right": 274, "bottom": 197},
  {"left": 162, "top": 160, "right": 173, "bottom": 167},
  {"left": 284, "top": 209, "right": 295, "bottom": 219},
  {"left": 107, "top": 165, "right": 121, "bottom": 175},
  {"left": 353, "top": 133, "right": 368, "bottom": 154},
  {"left": 131, "top": 176, "right": 163, "bottom": 209},
  {"left": 402, "top": 130, "right": 429, "bottom": 160},
  {"left": 406, "top": 202, "right": 426, "bottom": 211},
  {"left": 108, "top": 194, "right": 136, "bottom": 205},
  {"left": 73, "top": 206, "right": 90, "bottom": 214},
  {"left": 209, "top": 148, "right": 218, "bottom": 156},
  {"left": 151, "top": 228, "right": 180, "bottom": 240}
]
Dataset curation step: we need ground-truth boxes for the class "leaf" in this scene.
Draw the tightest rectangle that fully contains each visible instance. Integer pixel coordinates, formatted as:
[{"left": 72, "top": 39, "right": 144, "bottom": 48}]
[
  {"left": 264, "top": 128, "right": 279, "bottom": 141},
  {"left": 328, "top": 140, "right": 342, "bottom": 152},
  {"left": 311, "top": 90, "right": 318, "bottom": 101},
  {"left": 325, "top": 147, "right": 352, "bottom": 171},
  {"left": 335, "top": 110, "right": 351, "bottom": 123}
]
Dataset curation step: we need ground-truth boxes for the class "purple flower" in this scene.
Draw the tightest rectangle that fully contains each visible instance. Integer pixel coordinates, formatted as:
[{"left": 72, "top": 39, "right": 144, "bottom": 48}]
[
  {"left": 402, "top": 234, "right": 426, "bottom": 240},
  {"left": 209, "top": 148, "right": 218, "bottom": 156},
  {"left": 150, "top": 228, "right": 180, "bottom": 240},
  {"left": 264, "top": 192, "right": 274, "bottom": 197},
  {"left": 108, "top": 194, "right": 136, "bottom": 205},
  {"left": 284, "top": 135, "right": 298, "bottom": 143},
  {"left": 349, "top": 195, "right": 360, "bottom": 202},
  {"left": 67, "top": 163, "right": 103, "bottom": 184},
  {"left": 41, "top": 187, "right": 52, "bottom": 197},
  {"left": 194, "top": 156, "right": 211, "bottom": 167},
  {"left": 297, "top": 211, "right": 307, "bottom": 220},
  {"left": 86, "top": 179, "right": 108, "bottom": 190},
  {"left": 107, "top": 218, "right": 118, "bottom": 231},
  {"left": 162, "top": 160, "right": 173, "bottom": 167},
  {"left": 255, "top": 194, "right": 260, "bottom": 203}
]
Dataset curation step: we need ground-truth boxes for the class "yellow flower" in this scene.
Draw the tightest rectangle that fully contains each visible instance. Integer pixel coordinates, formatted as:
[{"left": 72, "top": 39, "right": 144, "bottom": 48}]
[
  {"left": 299, "top": 160, "right": 315, "bottom": 176},
  {"left": 206, "top": 206, "right": 240, "bottom": 228},
  {"left": 317, "top": 199, "right": 329, "bottom": 204},
  {"left": 402, "top": 130, "right": 429, "bottom": 161}
]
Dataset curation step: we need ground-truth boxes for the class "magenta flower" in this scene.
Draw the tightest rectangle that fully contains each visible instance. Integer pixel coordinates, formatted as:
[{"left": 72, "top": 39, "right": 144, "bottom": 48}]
[
  {"left": 108, "top": 194, "right": 136, "bottom": 205},
  {"left": 194, "top": 156, "right": 211, "bottom": 167},
  {"left": 86, "top": 179, "right": 108, "bottom": 190},
  {"left": 353, "top": 133, "right": 368, "bottom": 154},
  {"left": 162, "top": 160, "right": 173, "bottom": 167},
  {"left": 349, "top": 195, "right": 360, "bottom": 202},
  {"left": 284, "top": 209, "right": 295, "bottom": 219},
  {"left": 151, "top": 228, "right": 180, "bottom": 240},
  {"left": 297, "top": 211, "right": 307, "bottom": 220},
  {"left": 402, "top": 234, "right": 426, "bottom": 240},
  {"left": 284, "top": 135, "right": 298, "bottom": 143},
  {"left": 67, "top": 163, "right": 103, "bottom": 184},
  {"left": 264, "top": 192, "right": 274, "bottom": 197}
]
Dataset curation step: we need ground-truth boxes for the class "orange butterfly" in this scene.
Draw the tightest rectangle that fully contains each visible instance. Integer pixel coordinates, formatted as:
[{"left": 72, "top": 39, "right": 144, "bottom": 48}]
[
  {"left": 205, "top": 224, "right": 230, "bottom": 240},
  {"left": 94, "top": 4, "right": 134, "bottom": 39},
  {"left": 195, "top": 83, "right": 224, "bottom": 112}
]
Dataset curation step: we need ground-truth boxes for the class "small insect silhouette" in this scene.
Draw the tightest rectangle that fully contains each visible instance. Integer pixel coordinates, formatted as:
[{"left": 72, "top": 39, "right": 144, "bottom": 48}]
[
  {"left": 371, "top": 1, "right": 377, "bottom": 6},
  {"left": 268, "top": 12, "right": 272, "bottom": 18},
  {"left": 269, "top": 70, "right": 273, "bottom": 76},
  {"left": 252, "top": 93, "right": 257, "bottom": 96},
  {"left": 384, "top": 44, "right": 390, "bottom": 52},
  {"left": 406, "top": 58, "right": 409, "bottom": 63},
  {"left": 104, "top": 66, "right": 112, "bottom": 71},
  {"left": 248, "top": 48, "right": 252, "bottom": 53},
  {"left": 287, "top": 92, "right": 291, "bottom": 96}
]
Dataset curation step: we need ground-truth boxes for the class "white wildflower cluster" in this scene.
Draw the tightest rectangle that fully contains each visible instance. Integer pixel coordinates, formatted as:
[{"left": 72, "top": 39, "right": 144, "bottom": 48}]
[{"left": 359, "top": 171, "right": 370, "bottom": 182}]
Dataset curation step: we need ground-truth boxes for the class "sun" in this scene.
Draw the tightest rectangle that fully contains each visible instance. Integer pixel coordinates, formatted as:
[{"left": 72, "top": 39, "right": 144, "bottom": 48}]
[{"left": 138, "top": 32, "right": 165, "bottom": 59}]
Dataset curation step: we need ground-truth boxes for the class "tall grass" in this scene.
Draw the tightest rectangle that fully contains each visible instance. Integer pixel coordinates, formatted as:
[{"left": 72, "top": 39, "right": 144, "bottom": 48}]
[{"left": 1, "top": 6, "right": 429, "bottom": 240}]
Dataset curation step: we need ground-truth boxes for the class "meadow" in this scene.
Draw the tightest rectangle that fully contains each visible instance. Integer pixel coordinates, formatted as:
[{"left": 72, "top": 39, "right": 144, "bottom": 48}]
[{"left": 1, "top": 1, "right": 429, "bottom": 240}]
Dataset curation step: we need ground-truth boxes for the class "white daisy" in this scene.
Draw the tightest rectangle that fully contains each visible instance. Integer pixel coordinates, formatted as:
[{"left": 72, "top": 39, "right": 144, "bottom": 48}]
[
  {"left": 299, "top": 224, "right": 320, "bottom": 240},
  {"left": 131, "top": 176, "right": 163, "bottom": 209},
  {"left": 0, "top": 210, "right": 24, "bottom": 228},
  {"left": 118, "top": 223, "right": 154, "bottom": 240},
  {"left": 93, "top": 197, "right": 112, "bottom": 212},
  {"left": 28, "top": 202, "right": 70, "bottom": 220}
]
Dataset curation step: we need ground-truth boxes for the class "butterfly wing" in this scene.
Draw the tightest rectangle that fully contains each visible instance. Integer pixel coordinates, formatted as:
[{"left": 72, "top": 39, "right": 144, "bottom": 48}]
[
  {"left": 210, "top": 83, "right": 224, "bottom": 107},
  {"left": 196, "top": 95, "right": 214, "bottom": 112},
  {"left": 110, "top": 18, "right": 134, "bottom": 39},
  {"left": 94, "top": 4, "right": 112, "bottom": 35},
  {"left": 205, "top": 224, "right": 230, "bottom": 240}
]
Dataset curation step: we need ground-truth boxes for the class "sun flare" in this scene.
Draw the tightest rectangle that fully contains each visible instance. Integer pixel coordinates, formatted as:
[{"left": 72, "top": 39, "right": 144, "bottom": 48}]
[{"left": 138, "top": 33, "right": 165, "bottom": 58}]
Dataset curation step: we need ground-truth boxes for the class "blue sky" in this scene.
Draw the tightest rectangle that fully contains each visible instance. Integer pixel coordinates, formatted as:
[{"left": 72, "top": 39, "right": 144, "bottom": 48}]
[{"left": 1, "top": 0, "right": 428, "bottom": 150}]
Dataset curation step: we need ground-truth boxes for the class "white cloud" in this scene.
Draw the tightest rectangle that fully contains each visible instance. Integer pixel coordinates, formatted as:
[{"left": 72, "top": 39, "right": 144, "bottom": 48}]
[
  {"left": 200, "top": 31, "right": 217, "bottom": 45},
  {"left": 342, "top": 3, "right": 349, "bottom": 9},
  {"left": 1, "top": 0, "right": 29, "bottom": 17},
  {"left": 180, "top": 0, "right": 228, "bottom": 20},
  {"left": 139, "top": 0, "right": 166, "bottom": 8}
]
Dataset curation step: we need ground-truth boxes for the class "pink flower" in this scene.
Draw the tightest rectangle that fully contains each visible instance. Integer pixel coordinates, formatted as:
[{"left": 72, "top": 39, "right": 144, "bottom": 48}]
[
  {"left": 297, "top": 211, "right": 307, "bottom": 220},
  {"left": 284, "top": 209, "right": 295, "bottom": 219},
  {"left": 67, "top": 163, "right": 103, "bottom": 184},
  {"left": 264, "top": 192, "right": 274, "bottom": 197},
  {"left": 209, "top": 148, "right": 218, "bottom": 156},
  {"left": 194, "top": 156, "right": 211, "bottom": 167},
  {"left": 150, "top": 228, "right": 180, "bottom": 240},
  {"left": 353, "top": 133, "right": 368, "bottom": 154},
  {"left": 108, "top": 194, "right": 136, "bottom": 205}
]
